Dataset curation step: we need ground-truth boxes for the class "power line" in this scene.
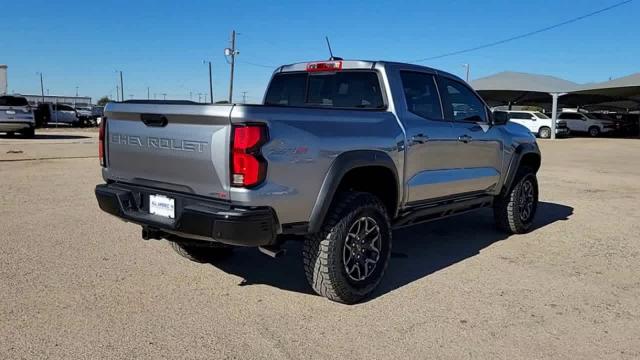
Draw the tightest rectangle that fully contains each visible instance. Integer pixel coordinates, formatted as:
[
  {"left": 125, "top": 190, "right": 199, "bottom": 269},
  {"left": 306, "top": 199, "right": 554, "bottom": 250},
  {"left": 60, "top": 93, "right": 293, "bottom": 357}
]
[
  {"left": 237, "top": 60, "right": 277, "bottom": 69},
  {"left": 409, "top": 0, "right": 633, "bottom": 63}
]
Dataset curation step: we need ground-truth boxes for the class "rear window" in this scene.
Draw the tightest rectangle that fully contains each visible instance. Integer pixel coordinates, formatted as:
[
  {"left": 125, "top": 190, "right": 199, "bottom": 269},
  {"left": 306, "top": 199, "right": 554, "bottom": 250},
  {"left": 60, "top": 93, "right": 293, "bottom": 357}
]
[
  {"left": 264, "top": 71, "right": 385, "bottom": 109},
  {"left": 0, "top": 96, "right": 29, "bottom": 107},
  {"left": 534, "top": 112, "right": 549, "bottom": 119}
]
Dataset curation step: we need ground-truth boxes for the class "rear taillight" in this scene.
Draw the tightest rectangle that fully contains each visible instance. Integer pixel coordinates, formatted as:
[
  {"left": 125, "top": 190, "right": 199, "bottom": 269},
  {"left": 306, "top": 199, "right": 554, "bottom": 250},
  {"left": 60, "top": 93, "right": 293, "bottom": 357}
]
[
  {"left": 99, "top": 117, "right": 106, "bottom": 167},
  {"left": 231, "top": 124, "right": 267, "bottom": 187}
]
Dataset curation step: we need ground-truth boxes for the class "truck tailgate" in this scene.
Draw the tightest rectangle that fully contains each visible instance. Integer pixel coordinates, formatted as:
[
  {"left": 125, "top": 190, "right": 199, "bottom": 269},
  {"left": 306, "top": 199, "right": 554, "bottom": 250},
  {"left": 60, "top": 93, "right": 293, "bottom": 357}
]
[{"left": 103, "top": 103, "right": 232, "bottom": 200}]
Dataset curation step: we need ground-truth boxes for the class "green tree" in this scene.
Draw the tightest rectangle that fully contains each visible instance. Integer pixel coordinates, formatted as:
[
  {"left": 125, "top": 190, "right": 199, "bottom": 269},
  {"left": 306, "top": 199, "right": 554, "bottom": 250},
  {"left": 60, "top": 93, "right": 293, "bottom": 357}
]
[{"left": 97, "top": 96, "right": 112, "bottom": 106}]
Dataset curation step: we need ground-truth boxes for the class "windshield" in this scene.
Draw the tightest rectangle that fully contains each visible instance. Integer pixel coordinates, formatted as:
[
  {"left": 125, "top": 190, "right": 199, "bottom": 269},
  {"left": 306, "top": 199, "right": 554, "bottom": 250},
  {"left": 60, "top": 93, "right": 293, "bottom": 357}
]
[
  {"left": 534, "top": 112, "right": 549, "bottom": 119},
  {"left": 0, "top": 96, "right": 29, "bottom": 107},
  {"left": 265, "top": 71, "right": 385, "bottom": 109}
]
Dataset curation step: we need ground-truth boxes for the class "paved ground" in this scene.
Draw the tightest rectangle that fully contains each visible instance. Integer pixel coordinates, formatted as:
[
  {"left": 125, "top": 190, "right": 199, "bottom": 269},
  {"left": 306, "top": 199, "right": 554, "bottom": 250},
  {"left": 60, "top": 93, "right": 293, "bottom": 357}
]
[{"left": 1, "top": 130, "right": 639, "bottom": 359}]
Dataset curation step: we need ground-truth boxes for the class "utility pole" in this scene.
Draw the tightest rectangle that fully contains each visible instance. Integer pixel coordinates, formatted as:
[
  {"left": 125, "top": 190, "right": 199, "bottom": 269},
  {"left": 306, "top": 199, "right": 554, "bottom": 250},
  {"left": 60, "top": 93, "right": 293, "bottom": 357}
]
[
  {"left": 37, "top": 72, "right": 45, "bottom": 103},
  {"left": 197, "top": 93, "right": 203, "bottom": 103},
  {"left": 225, "top": 30, "right": 238, "bottom": 103},
  {"left": 119, "top": 71, "right": 124, "bottom": 102},
  {"left": 147, "top": 87, "right": 150, "bottom": 100},
  {"left": 206, "top": 61, "right": 214, "bottom": 104},
  {"left": 116, "top": 85, "right": 120, "bottom": 102},
  {"left": 241, "top": 91, "right": 247, "bottom": 103}
]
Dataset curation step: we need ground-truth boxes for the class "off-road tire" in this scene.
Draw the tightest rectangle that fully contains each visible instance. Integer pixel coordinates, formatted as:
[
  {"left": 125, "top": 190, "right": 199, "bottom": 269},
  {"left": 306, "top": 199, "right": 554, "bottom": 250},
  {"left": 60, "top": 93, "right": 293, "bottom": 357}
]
[
  {"left": 303, "top": 192, "right": 392, "bottom": 304},
  {"left": 538, "top": 126, "right": 551, "bottom": 139},
  {"left": 169, "top": 240, "right": 233, "bottom": 263},
  {"left": 494, "top": 166, "right": 538, "bottom": 234},
  {"left": 588, "top": 126, "right": 600, "bottom": 137}
]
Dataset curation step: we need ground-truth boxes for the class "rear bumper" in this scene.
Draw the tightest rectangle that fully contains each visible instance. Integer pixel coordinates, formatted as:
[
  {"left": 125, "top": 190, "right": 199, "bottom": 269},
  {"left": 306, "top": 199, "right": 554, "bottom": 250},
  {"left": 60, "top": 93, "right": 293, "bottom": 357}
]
[
  {"left": 95, "top": 183, "right": 279, "bottom": 247},
  {"left": 0, "top": 121, "right": 34, "bottom": 132}
]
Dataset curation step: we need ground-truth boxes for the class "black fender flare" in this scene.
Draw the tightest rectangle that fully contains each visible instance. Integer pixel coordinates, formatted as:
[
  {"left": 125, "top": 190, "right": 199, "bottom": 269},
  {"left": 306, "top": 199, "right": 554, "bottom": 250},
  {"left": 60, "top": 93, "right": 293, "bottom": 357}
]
[
  {"left": 307, "top": 150, "right": 400, "bottom": 233},
  {"left": 502, "top": 143, "right": 541, "bottom": 194}
]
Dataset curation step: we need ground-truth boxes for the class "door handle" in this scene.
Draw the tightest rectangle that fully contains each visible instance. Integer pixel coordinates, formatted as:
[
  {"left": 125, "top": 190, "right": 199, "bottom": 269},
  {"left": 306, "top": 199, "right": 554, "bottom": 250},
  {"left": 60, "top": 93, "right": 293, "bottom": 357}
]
[
  {"left": 458, "top": 135, "right": 472, "bottom": 143},
  {"left": 411, "top": 134, "right": 429, "bottom": 144}
]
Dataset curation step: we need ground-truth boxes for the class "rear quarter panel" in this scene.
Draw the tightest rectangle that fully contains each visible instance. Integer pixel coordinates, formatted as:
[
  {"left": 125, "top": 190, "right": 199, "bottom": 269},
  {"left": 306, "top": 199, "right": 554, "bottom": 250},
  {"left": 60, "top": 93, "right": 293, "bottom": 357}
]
[{"left": 229, "top": 105, "right": 404, "bottom": 225}]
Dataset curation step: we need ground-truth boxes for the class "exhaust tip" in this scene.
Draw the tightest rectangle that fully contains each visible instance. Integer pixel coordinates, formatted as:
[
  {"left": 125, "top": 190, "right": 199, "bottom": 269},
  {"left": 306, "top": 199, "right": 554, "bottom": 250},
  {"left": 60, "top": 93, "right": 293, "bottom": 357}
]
[{"left": 258, "top": 246, "right": 286, "bottom": 258}]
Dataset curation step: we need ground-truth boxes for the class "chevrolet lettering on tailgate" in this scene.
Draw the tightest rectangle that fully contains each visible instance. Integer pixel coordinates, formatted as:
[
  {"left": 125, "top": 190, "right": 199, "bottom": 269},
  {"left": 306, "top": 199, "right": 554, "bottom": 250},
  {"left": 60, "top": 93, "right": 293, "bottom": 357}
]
[{"left": 110, "top": 133, "right": 208, "bottom": 153}]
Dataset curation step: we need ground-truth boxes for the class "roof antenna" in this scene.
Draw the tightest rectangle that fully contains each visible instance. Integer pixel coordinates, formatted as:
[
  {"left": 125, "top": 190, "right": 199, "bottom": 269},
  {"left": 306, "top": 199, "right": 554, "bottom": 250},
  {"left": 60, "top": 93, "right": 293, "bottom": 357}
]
[{"left": 325, "top": 36, "right": 343, "bottom": 61}]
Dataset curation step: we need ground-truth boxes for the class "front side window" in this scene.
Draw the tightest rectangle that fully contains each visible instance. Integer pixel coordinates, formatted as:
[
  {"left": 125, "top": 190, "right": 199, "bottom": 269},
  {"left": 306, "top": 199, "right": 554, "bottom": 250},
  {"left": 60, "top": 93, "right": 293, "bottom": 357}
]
[
  {"left": 264, "top": 71, "right": 385, "bottom": 109},
  {"left": 400, "top": 71, "right": 443, "bottom": 120},
  {"left": 438, "top": 78, "right": 487, "bottom": 122}
]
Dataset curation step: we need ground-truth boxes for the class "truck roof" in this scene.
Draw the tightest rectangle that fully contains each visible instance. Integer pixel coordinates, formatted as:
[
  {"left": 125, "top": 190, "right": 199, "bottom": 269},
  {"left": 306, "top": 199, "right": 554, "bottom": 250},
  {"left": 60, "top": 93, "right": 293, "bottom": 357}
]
[{"left": 275, "top": 60, "right": 460, "bottom": 80}]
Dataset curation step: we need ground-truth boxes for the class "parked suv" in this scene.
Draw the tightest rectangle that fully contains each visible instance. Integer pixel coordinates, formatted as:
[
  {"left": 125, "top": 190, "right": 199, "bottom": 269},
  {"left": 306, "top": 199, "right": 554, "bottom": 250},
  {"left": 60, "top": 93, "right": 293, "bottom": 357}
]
[
  {"left": 558, "top": 111, "right": 617, "bottom": 137},
  {"left": 0, "top": 95, "right": 35, "bottom": 137},
  {"left": 496, "top": 110, "right": 569, "bottom": 138},
  {"left": 95, "top": 60, "right": 541, "bottom": 304}
]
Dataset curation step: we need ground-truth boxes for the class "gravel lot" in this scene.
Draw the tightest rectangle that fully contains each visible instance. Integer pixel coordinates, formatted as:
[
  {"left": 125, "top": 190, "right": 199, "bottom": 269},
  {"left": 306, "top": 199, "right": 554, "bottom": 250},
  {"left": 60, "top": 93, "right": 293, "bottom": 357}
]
[{"left": 1, "top": 129, "right": 639, "bottom": 359}]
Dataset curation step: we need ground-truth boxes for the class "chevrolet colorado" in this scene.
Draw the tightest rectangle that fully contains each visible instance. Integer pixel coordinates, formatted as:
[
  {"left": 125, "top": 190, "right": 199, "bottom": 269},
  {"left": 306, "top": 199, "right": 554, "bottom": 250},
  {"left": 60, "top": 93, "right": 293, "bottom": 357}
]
[{"left": 95, "top": 60, "right": 541, "bottom": 304}]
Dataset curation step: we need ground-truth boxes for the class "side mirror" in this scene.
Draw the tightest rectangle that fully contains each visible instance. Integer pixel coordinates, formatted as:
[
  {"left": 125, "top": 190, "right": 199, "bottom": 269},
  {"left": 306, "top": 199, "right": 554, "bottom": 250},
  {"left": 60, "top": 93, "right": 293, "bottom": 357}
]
[{"left": 492, "top": 111, "right": 509, "bottom": 125}]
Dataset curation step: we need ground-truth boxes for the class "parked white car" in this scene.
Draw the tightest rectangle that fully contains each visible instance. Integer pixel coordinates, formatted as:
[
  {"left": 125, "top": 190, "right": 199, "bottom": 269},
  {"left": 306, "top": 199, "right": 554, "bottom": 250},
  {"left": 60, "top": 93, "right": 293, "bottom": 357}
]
[
  {"left": 558, "top": 112, "right": 617, "bottom": 137},
  {"left": 496, "top": 110, "right": 569, "bottom": 138}
]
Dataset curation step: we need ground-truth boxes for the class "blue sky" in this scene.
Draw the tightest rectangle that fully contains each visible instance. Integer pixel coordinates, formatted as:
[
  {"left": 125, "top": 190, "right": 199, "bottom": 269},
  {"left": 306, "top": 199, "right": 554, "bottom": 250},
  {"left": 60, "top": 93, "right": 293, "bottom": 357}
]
[{"left": 1, "top": 0, "right": 638, "bottom": 103}]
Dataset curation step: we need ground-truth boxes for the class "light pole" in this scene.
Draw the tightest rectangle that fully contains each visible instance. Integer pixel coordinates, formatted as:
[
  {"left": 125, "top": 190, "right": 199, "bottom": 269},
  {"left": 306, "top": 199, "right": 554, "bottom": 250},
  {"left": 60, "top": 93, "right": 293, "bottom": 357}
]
[
  {"left": 463, "top": 64, "right": 470, "bottom": 83},
  {"left": 147, "top": 87, "right": 150, "bottom": 100},
  {"left": 161, "top": 93, "right": 167, "bottom": 100}
]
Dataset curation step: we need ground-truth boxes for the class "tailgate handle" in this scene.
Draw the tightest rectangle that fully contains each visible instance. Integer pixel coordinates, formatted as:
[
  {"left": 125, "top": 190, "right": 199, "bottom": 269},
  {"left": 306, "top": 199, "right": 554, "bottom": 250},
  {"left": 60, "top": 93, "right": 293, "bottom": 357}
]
[{"left": 140, "top": 114, "right": 168, "bottom": 127}]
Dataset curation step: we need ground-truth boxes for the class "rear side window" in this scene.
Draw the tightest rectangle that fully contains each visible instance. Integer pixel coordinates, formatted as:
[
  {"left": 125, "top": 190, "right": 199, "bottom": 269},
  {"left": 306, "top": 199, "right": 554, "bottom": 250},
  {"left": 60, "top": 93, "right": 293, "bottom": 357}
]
[
  {"left": 264, "top": 73, "right": 307, "bottom": 106},
  {"left": 0, "top": 96, "right": 29, "bottom": 107},
  {"left": 264, "top": 71, "right": 385, "bottom": 109},
  {"left": 400, "top": 71, "right": 443, "bottom": 120},
  {"left": 559, "top": 113, "right": 582, "bottom": 120},
  {"left": 509, "top": 112, "right": 534, "bottom": 120},
  {"left": 438, "top": 78, "right": 487, "bottom": 123}
]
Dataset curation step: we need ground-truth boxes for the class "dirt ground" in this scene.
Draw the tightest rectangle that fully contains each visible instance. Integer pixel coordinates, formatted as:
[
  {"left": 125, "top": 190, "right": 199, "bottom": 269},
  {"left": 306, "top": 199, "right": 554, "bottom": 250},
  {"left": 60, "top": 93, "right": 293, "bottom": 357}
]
[{"left": 1, "top": 129, "right": 639, "bottom": 359}]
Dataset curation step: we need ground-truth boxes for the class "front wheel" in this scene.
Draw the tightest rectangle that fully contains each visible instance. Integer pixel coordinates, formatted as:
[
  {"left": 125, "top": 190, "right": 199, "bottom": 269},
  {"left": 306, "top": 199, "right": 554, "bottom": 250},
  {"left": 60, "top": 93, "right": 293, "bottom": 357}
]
[
  {"left": 494, "top": 167, "right": 539, "bottom": 234},
  {"left": 303, "top": 192, "right": 392, "bottom": 304},
  {"left": 589, "top": 126, "right": 601, "bottom": 137}
]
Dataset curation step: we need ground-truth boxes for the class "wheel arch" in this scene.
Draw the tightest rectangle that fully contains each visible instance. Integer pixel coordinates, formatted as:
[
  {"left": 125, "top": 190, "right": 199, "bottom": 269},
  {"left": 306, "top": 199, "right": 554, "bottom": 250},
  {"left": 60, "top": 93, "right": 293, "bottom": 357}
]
[
  {"left": 501, "top": 143, "right": 541, "bottom": 195},
  {"left": 308, "top": 150, "right": 400, "bottom": 233}
]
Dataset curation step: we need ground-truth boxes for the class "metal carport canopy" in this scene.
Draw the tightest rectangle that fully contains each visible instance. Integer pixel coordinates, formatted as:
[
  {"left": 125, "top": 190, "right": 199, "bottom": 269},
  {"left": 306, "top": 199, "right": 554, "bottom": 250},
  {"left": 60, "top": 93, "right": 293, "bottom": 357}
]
[
  {"left": 472, "top": 71, "right": 640, "bottom": 138},
  {"left": 471, "top": 71, "right": 580, "bottom": 139}
]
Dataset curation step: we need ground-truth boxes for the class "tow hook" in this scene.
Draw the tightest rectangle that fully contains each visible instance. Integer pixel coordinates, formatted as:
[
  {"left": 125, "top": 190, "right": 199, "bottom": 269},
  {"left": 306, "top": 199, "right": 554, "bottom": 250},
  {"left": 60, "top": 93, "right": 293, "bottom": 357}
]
[{"left": 259, "top": 245, "right": 286, "bottom": 258}]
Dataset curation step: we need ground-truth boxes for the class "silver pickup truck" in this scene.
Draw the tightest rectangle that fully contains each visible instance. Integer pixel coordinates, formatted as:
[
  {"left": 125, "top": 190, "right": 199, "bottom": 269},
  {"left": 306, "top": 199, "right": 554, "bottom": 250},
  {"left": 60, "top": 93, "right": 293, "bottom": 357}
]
[{"left": 96, "top": 60, "right": 541, "bottom": 304}]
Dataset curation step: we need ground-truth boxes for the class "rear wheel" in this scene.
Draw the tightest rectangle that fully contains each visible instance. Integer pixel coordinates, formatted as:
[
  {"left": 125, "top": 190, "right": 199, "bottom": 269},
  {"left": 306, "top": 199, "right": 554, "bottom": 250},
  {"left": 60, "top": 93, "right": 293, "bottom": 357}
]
[
  {"left": 588, "top": 126, "right": 600, "bottom": 137},
  {"left": 494, "top": 166, "right": 539, "bottom": 234},
  {"left": 169, "top": 240, "right": 233, "bottom": 263},
  {"left": 538, "top": 126, "right": 551, "bottom": 139},
  {"left": 21, "top": 127, "right": 35, "bottom": 138},
  {"left": 303, "top": 192, "right": 392, "bottom": 304}
]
